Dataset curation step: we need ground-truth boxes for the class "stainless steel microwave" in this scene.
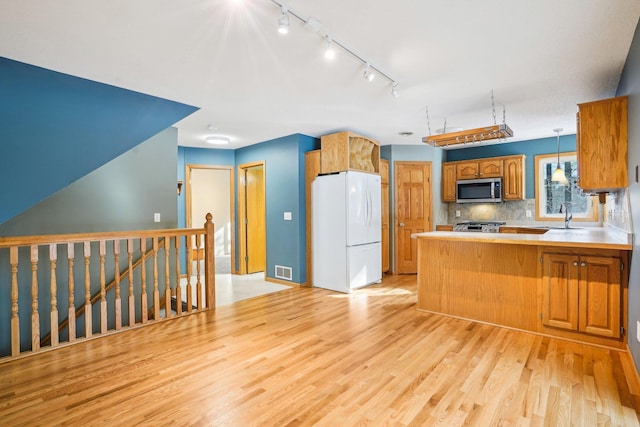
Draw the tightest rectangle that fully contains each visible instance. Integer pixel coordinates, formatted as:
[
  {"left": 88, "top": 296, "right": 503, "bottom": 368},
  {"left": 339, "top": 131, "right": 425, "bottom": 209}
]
[{"left": 456, "top": 178, "right": 502, "bottom": 203}]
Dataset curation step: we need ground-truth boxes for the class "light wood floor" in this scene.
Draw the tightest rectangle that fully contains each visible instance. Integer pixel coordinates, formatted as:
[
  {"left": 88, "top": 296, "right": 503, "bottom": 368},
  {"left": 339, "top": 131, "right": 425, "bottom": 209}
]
[{"left": 1, "top": 274, "right": 640, "bottom": 426}]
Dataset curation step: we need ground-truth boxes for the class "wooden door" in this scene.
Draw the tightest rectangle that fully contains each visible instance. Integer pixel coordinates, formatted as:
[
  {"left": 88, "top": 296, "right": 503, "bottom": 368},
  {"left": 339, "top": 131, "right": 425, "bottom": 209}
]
[
  {"left": 578, "top": 256, "right": 621, "bottom": 338},
  {"left": 238, "top": 162, "right": 266, "bottom": 274},
  {"left": 380, "top": 159, "right": 390, "bottom": 273},
  {"left": 441, "top": 163, "right": 456, "bottom": 202},
  {"left": 541, "top": 253, "right": 579, "bottom": 331},
  {"left": 394, "top": 162, "right": 432, "bottom": 274}
]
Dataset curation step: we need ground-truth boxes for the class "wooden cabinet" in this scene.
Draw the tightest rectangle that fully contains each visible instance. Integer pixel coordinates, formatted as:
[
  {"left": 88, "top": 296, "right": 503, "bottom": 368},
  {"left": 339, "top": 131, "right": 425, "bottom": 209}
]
[
  {"left": 441, "top": 163, "right": 457, "bottom": 202},
  {"left": 502, "top": 155, "right": 525, "bottom": 200},
  {"left": 455, "top": 158, "right": 503, "bottom": 180},
  {"left": 541, "top": 253, "right": 621, "bottom": 338},
  {"left": 321, "top": 131, "right": 380, "bottom": 174},
  {"left": 435, "top": 224, "right": 454, "bottom": 231},
  {"left": 380, "top": 159, "right": 390, "bottom": 273},
  {"left": 576, "top": 96, "right": 628, "bottom": 192}
]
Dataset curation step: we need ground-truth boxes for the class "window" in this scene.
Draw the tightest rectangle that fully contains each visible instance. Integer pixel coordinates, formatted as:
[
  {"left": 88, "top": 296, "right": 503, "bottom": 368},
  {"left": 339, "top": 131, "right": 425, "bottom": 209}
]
[{"left": 534, "top": 152, "right": 598, "bottom": 221}]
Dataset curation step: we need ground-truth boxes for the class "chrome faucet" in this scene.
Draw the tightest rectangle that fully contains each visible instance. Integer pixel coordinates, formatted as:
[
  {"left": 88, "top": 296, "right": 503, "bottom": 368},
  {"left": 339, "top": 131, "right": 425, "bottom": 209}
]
[{"left": 559, "top": 203, "right": 573, "bottom": 229}]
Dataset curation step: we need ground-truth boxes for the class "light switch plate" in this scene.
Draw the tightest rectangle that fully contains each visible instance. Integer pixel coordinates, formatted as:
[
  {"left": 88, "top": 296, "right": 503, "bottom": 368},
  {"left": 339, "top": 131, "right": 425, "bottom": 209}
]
[
  {"left": 455, "top": 210, "right": 461, "bottom": 218},
  {"left": 284, "top": 212, "right": 292, "bottom": 221},
  {"left": 526, "top": 210, "right": 532, "bottom": 218},
  {"left": 154, "top": 213, "right": 161, "bottom": 222}
]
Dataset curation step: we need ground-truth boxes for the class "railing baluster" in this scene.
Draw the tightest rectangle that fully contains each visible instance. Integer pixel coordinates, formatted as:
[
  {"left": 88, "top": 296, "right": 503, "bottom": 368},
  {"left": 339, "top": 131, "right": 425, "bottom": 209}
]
[
  {"left": 49, "top": 244, "right": 59, "bottom": 347},
  {"left": 195, "top": 234, "right": 203, "bottom": 311},
  {"left": 10, "top": 247, "right": 19, "bottom": 357},
  {"left": 204, "top": 214, "right": 215, "bottom": 310},
  {"left": 114, "top": 240, "right": 122, "bottom": 330},
  {"left": 31, "top": 245, "right": 40, "bottom": 352},
  {"left": 152, "top": 237, "right": 160, "bottom": 320},
  {"left": 67, "top": 243, "right": 75, "bottom": 342},
  {"left": 99, "top": 240, "right": 107, "bottom": 334},
  {"left": 84, "top": 241, "right": 92, "bottom": 338},
  {"left": 175, "top": 236, "right": 182, "bottom": 316},
  {"left": 127, "top": 239, "right": 135, "bottom": 327},
  {"left": 140, "top": 238, "right": 148, "bottom": 324},
  {"left": 186, "top": 235, "right": 193, "bottom": 313},
  {"left": 164, "top": 238, "right": 171, "bottom": 319}
]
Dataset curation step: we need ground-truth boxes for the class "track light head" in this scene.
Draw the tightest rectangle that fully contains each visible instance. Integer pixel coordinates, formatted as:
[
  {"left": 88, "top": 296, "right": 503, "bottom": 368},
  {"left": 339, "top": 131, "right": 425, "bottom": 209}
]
[
  {"left": 324, "top": 36, "right": 336, "bottom": 60},
  {"left": 363, "top": 63, "right": 374, "bottom": 82},
  {"left": 278, "top": 6, "right": 289, "bottom": 34},
  {"left": 391, "top": 82, "right": 399, "bottom": 98}
]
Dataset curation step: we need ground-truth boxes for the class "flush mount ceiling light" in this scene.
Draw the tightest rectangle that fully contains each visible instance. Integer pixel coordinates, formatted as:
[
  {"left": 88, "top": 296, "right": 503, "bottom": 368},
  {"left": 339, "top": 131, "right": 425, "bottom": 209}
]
[
  {"left": 277, "top": 6, "right": 289, "bottom": 34},
  {"left": 268, "top": 0, "right": 399, "bottom": 98},
  {"left": 205, "top": 135, "right": 231, "bottom": 145},
  {"left": 422, "top": 91, "right": 514, "bottom": 147},
  {"left": 551, "top": 128, "right": 569, "bottom": 185}
]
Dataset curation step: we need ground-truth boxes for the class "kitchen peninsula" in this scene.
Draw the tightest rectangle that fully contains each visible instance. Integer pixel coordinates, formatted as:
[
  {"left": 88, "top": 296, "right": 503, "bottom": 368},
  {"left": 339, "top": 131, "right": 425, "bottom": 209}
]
[{"left": 414, "top": 228, "right": 632, "bottom": 348}]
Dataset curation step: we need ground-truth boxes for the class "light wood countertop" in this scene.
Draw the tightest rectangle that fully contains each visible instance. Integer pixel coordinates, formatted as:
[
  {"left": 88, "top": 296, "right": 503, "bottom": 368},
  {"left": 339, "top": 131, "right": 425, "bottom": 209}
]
[{"left": 413, "top": 227, "right": 632, "bottom": 250}]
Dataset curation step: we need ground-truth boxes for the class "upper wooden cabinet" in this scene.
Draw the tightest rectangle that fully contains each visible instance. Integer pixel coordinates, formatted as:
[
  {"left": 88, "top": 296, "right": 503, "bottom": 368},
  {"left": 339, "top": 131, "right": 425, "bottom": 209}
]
[
  {"left": 502, "top": 155, "right": 525, "bottom": 200},
  {"left": 456, "top": 158, "right": 503, "bottom": 180},
  {"left": 321, "top": 131, "right": 380, "bottom": 174},
  {"left": 441, "top": 163, "right": 457, "bottom": 202},
  {"left": 576, "top": 96, "right": 628, "bottom": 192},
  {"left": 441, "top": 155, "right": 524, "bottom": 202}
]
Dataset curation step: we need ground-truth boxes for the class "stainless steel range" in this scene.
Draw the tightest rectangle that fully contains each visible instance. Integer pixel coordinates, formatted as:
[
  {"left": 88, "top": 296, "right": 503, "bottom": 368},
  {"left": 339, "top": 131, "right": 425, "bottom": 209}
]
[{"left": 454, "top": 221, "right": 506, "bottom": 233}]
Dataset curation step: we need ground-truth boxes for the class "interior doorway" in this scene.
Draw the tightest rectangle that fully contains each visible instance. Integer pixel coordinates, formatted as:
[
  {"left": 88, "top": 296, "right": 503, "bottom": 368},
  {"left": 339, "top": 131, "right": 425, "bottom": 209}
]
[
  {"left": 238, "top": 161, "right": 266, "bottom": 275},
  {"left": 394, "top": 161, "right": 432, "bottom": 274},
  {"left": 185, "top": 165, "right": 234, "bottom": 274}
]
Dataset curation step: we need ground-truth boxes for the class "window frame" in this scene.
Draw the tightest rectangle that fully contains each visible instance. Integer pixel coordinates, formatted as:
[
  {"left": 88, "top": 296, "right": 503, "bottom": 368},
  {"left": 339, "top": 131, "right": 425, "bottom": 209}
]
[{"left": 534, "top": 151, "right": 598, "bottom": 222}]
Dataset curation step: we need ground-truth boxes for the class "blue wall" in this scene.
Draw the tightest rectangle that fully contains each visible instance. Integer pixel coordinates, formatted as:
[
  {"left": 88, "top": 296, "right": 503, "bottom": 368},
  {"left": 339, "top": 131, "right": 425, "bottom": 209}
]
[
  {"left": 445, "top": 135, "right": 576, "bottom": 199},
  {"left": 0, "top": 57, "right": 197, "bottom": 225},
  {"left": 616, "top": 18, "right": 640, "bottom": 372},
  {"left": 235, "top": 134, "right": 320, "bottom": 284}
]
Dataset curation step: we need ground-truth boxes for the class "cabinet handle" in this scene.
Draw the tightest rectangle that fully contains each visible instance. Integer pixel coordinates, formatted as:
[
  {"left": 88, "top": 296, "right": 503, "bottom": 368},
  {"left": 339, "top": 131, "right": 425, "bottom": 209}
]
[
  {"left": 399, "top": 223, "right": 405, "bottom": 227},
  {"left": 581, "top": 262, "right": 586, "bottom": 267},
  {"left": 573, "top": 261, "right": 578, "bottom": 266}
]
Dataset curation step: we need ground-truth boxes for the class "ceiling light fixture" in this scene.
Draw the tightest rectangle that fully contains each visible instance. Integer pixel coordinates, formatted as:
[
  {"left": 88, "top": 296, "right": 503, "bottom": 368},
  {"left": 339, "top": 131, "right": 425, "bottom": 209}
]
[
  {"left": 363, "top": 63, "right": 374, "bottom": 82},
  {"left": 324, "top": 36, "right": 336, "bottom": 60},
  {"left": 391, "top": 82, "right": 399, "bottom": 98},
  {"left": 551, "top": 128, "right": 569, "bottom": 185},
  {"left": 277, "top": 6, "right": 289, "bottom": 34},
  {"left": 269, "top": 0, "right": 399, "bottom": 97},
  {"left": 205, "top": 135, "right": 231, "bottom": 145},
  {"left": 422, "top": 91, "right": 514, "bottom": 147}
]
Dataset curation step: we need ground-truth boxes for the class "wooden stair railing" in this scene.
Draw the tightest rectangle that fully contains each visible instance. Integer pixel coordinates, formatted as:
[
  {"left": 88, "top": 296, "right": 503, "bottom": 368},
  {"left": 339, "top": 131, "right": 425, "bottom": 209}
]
[
  {"left": 0, "top": 214, "right": 215, "bottom": 361},
  {"left": 40, "top": 238, "right": 166, "bottom": 347}
]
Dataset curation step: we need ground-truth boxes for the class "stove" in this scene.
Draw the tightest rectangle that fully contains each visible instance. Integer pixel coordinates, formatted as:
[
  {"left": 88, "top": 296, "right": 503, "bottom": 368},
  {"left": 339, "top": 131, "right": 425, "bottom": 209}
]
[{"left": 454, "top": 221, "right": 506, "bottom": 233}]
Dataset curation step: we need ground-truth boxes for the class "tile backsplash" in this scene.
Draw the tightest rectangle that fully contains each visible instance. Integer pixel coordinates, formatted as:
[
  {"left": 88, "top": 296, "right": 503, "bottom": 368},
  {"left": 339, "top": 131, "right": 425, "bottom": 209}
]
[{"left": 605, "top": 189, "right": 632, "bottom": 232}]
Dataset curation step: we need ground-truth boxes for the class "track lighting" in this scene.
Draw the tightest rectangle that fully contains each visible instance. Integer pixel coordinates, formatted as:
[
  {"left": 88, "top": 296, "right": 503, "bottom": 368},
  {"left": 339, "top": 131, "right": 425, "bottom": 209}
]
[
  {"left": 391, "top": 82, "right": 399, "bottom": 98},
  {"left": 277, "top": 6, "right": 289, "bottom": 34},
  {"left": 324, "top": 36, "right": 336, "bottom": 60},
  {"left": 363, "top": 64, "right": 374, "bottom": 82},
  {"left": 269, "top": 1, "right": 399, "bottom": 97}
]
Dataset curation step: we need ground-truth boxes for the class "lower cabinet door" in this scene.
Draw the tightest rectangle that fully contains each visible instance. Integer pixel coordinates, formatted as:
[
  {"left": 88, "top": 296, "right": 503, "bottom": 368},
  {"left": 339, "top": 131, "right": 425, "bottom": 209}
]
[
  {"left": 541, "top": 253, "right": 579, "bottom": 331},
  {"left": 578, "top": 256, "right": 621, "bottom": 338}
]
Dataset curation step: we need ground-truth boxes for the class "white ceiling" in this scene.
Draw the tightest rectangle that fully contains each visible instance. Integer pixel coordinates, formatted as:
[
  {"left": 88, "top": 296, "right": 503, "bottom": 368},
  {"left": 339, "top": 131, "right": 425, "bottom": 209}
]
[{"left": 1, "top": 0, "right": 639, "bottom": 150}]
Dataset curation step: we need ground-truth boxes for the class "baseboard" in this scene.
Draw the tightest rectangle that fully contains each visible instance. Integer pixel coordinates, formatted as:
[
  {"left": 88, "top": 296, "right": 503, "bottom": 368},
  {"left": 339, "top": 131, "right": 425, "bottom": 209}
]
[{"left": 265, "top": 276, "right": 300, "bottom": 287}]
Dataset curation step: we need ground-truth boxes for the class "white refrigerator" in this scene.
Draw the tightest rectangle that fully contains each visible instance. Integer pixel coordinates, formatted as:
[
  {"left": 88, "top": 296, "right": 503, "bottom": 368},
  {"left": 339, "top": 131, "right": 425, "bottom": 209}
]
[{"left": 312, "top": 171, "right": 382, "bottom": 293}]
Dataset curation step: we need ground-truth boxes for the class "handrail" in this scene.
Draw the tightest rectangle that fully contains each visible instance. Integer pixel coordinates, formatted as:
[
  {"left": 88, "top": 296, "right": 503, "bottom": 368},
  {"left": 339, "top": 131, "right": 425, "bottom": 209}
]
[
  {"left": 39, "top": 237, "right": 165, "bottom": 347},
  {"left": 0, "top": 214, "right": 216, "bottom": 361}
]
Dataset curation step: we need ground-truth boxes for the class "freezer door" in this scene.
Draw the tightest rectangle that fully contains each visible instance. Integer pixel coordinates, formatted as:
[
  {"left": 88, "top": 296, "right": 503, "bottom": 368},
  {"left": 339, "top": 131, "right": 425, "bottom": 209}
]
[
  {"left": 347, "top": 172, "right": 382, "bottom": 246},
  {"left": 347, "top": 242, "right": 382, "bottom": 289}
]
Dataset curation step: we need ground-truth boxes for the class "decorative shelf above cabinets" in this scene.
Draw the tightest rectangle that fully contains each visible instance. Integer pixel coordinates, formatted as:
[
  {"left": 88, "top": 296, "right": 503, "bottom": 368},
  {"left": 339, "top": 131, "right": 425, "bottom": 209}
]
[{"left": 320, "top": 131, "right": 380, "bottom": 174}]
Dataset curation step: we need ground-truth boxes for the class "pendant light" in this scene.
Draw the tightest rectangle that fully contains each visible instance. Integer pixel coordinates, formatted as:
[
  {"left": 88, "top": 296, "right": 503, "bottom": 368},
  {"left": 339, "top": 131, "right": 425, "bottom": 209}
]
[{"left": 551, "top": 128, "right": 569, "bottom": 185}]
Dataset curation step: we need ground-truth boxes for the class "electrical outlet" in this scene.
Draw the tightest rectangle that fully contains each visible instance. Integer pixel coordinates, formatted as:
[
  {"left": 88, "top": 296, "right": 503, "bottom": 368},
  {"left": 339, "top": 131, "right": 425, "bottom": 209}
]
[
  {"left": 455, "top": 210, "right": 461, "bottom": 218},
  {"left": 525, "top": 210, "right": 532, "bottom": 218},
  {"left": 636, "top": 321, "right": 640, "bottom": 343}
]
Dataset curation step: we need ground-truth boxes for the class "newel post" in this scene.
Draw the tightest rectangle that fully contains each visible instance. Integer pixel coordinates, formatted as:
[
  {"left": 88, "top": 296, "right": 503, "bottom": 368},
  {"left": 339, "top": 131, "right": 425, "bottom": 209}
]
[{"left": 204, "top": 213, "right": 215, "bottom": 310}]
